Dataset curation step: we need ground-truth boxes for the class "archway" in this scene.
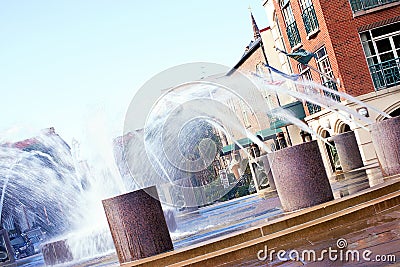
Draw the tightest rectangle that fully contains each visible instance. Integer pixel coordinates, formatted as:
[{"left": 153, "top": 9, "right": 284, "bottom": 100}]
[
  {"left": 388, "top": 108, "right": 400, "bottom": 118},
  {"left": 322, "top": 130, "right": 341, "bottom": 173}
]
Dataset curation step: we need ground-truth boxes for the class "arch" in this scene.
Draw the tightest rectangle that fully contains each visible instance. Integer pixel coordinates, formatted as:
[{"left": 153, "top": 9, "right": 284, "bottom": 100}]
[
  {"left": 376, "top": 101, "right": 400, "bottom": 121},
  {"left": 389, "top": 108, "right": 400, "bottom": 117},
  {"left": 333, "top": 119, "right": 351, "bottom": 134},
  {"left": 315, "top": 125, "right": 326, "bottom": 137}
]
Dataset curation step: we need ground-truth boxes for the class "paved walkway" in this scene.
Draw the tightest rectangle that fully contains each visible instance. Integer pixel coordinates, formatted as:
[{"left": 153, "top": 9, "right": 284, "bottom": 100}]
[{"left": 231, "top": 204, "right": 400, "bottom": 266}]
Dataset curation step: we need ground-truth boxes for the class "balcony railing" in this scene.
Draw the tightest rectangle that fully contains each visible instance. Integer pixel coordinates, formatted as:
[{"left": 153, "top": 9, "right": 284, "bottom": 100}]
[
  {"left": 369, "top": 58, "right": 400, "bottom": 91},
  {"left": 302, "top": 5, "right": 319, "bottom": 35},
  {"left": 286, "top": 21, "right": 301, "bottom": 48},
  {"left": 322, "top": 80, "right": 341, "bottom": 102},
  {"left": 306, "top": 102, "right": 322, "bottom": 115},
  {"left": 349, "top": 0, "right": 399, "bottom": 12}
]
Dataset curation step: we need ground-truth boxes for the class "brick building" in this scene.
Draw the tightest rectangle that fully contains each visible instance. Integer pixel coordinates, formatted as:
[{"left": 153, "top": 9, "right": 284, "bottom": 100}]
[{"left": 262, "top": 0, "right": 400, "bottom": 175}]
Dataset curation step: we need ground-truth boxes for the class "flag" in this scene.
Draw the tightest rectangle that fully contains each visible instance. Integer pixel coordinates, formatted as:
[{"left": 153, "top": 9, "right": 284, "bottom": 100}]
[
  {"left": 263, "top": 64, "right": 301, "bottom": 81},
  {"left": 276, "top": 47, "right": 316, "bottom": 65}
]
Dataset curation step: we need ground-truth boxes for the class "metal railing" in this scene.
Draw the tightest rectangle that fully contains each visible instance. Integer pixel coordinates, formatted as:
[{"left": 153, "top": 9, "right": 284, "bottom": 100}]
[
  {"left": 302, "top": 5, "right": 319, "bottom": 35},
  {"left": 306, "top": 102, "right": 322, "bottom": 115},
  {"left": 286, "top": 21, "right": 301, "bottom": 48},
  {"left": 369, "top": 58, "right": 400, "bottom": 90},
  {"left": 349, "top": 0, "right": 399, "bottom": 12},
  {"left": 322, "top": 80, "right": 341, "bottom": 102}
]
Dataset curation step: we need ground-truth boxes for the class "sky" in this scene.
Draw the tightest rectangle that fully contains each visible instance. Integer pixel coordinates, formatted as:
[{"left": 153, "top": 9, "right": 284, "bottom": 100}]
[{"left": 0, "top": 1, "right": 270, "bottom": 145}]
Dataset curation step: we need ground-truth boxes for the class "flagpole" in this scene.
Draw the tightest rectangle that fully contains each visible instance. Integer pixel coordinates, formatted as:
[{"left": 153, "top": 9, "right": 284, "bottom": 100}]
[
  {"left": 259, "top": 39, "right": 293, "bottom": 147},
  {"left": 301, "top": 62, "right": 341, "bottom": 87}
]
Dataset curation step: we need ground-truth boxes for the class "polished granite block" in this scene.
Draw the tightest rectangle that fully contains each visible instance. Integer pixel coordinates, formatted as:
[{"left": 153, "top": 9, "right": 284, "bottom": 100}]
[
  {"left": 370, "top": 116, "right": 400, "bottom": 177},
  {"left": 331, "top": 131, "right": 364, "bottom": 172},
  {"left": 268, "top": 140, "right": 334, "bottom": 212},
  {"left": 41, "top": 239, "right": 73, "bottom": 266},
  {"left": 102, "top": 186, "right": 173, "bottom": 264}
]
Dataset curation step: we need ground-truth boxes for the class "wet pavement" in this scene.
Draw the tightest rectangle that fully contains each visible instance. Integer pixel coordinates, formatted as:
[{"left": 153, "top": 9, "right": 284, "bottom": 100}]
[{"left": 228, "top": 203, "right": 400, "bottom": 266}]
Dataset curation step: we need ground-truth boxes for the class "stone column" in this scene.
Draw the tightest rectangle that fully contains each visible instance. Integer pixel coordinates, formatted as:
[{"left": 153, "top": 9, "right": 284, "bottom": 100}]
[
  {"left": 370, "top": 116, "right": 400, "bottom": 177},
  {"left": 102, "top": 186, "right": 173, "bottom": 264},
  {"left": 42, "top": 239, "right": 73, "bottom": 266},
  {"left": 0, "top": 229, "right": 15, "bottom": 266},
  {"left": 259, "top": 155, "right": 276, "bottom": 190},
  {"left": 331, "top": 131, "right": 364, "bottom": 172},
  {"left": 268, "top": 140, "right": 334, "bottom": 212}
]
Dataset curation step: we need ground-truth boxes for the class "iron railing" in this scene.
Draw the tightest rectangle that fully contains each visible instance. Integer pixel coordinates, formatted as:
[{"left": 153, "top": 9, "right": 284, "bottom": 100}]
[
  {"left": 322, "top": 80, "right": 341, "bottom": 102},
  {"left": 349, "top": 0, "right": 399, "bottom": 12},
  {"left": 306, "top": 102, "right": 322, "bottom": 115},
  {"left": 302, "top": 5, "right": 319, "bottom": 35},
  {"left": 369, "top": 58, "right": 400, "bottom": 90},
  {"left": 286, "top": 21, "right": 301, "bottom": 48}
]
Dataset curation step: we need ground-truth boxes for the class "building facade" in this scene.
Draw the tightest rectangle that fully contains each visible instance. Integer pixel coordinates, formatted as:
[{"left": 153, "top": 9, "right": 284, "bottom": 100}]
[{"left": 263, "top": 0, "right": 400, "bottom": 176}]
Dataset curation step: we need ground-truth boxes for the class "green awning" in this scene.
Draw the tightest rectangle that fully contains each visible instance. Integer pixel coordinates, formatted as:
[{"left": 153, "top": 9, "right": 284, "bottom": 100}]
[
  {"left": 256, "top": 128, "right": 282, "bottom": 141},
  {"left": 269, "top": 101, "right": 306, "bottom": 129},
  {"left": 221, "top": 137, "right": 252, "bottom": 156}
]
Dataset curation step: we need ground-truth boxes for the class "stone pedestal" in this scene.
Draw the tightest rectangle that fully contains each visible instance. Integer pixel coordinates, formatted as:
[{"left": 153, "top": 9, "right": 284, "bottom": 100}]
[
  {"left": 268, "top": 141, "right": 334, "bottom": 212},
  {"left": 102, "top": 186, "right": 173, "bottom": 264},
  {"left": 42, "top": 239, "right": 73, "bottom": 266},
  {"left": 370, "top": 116, "right": 400, "bottom": 177},
  {"left": 259, "top": 155, "right": 276, "bottom": 190},
  {"left": 163, "top": 209, "right": 177, "bottom": 232},
  {"left": 0, "top": 230, "right": 15, "bottom": 266},
  {"left": 331, "top": 131, "right": 364, "bottom": 172}
]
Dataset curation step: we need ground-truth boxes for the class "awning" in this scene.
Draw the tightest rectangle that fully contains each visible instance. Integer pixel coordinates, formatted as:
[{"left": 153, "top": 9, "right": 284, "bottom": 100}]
[
  {"left": 220, "top": 128, "right": 282, "bottom": 156},
  {"left": 256, "top": 128, "right": 282, "bottom": 141},
  {"left": 269, "top": 101, "right": 306, "bottom": 129},
  {"left": 220, "top": 137, "right": 252, "bottom": 156}
]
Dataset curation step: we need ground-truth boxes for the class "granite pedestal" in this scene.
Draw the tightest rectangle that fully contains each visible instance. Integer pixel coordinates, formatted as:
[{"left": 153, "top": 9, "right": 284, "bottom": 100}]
[
  {"left": 268, "top": 140, "right": 334, "bottom": 212},
  {"left": 41, "top": 239, "right": 73, "bottom": 266},
  {"left": 102, "top": 186, "right": 173, "bottom": 264},
  {"left": 370, "top": 116, "right": 400, "bottom": 177},
  {"left": 331, "top": 131, "right": 364, "bottom": 172}
]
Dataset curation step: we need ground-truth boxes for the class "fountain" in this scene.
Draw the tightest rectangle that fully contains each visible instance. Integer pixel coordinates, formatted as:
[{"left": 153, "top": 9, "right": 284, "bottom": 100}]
[{"left": 0, "top": 62, "right": 397, "bottom": 266}]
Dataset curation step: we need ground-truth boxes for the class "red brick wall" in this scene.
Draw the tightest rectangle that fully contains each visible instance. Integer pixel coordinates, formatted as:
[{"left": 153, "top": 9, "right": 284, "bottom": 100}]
[
  {"left": 237, "top": 47, "right": 265, "bottom": 73},
  {"left": 272, "top": 0, "right": 400, "bottom": 96}
]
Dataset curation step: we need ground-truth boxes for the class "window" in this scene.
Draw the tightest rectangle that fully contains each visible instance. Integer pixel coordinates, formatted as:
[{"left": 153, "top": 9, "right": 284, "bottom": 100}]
[
  {"left": 299, "top": 0, "right": 319, "bottom": 35},
  {"left": 298, "top": 64, "right": 322, "bottom": 114},
  {"left": 349, "top": 0, "right": 399, "bottom": 13},
  {"left": 280, "top": 0, "right": 301, "bottom": 48},
  {"left": 315, "top": 47, "right": 341, "bottom": 101},
  {"left": 360, "top": 22, "right": 400, "bottom": 90}
]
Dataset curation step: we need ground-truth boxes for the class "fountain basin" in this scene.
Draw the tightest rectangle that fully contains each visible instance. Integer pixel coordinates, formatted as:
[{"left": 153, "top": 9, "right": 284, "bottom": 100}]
[
  {"left": 102, "top": 186, "right": 173, "bottom": 264},
  {"left": 370, "top": 116, "right": 400, "bottom": 177},
  {"left": 268, "top": 140, "right": 334, "bottom": 212}
]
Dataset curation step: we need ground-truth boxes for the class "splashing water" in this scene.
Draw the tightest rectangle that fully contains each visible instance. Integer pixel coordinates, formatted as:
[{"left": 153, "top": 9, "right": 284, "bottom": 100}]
[{"left": 0, "top": 63, "right": 391, "bottom": 265}]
